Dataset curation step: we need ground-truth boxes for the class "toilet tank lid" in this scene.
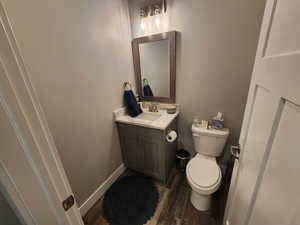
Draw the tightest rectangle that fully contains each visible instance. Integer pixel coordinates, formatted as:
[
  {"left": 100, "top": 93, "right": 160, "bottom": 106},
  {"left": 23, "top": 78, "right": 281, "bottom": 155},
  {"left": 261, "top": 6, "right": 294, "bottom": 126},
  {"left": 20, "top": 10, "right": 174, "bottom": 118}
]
[{"left": 192, "top": 124, "right": 229, "bottom": 137}]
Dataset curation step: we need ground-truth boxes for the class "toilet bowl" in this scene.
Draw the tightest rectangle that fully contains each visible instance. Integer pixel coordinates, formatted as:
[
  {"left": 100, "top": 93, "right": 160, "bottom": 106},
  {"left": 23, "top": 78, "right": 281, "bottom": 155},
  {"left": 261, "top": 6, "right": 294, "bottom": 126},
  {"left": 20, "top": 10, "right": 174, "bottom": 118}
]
[
  {"left": 186, "top": 154, "right": 221, "bottom": 211},
  {"left": 187, "top": 124, "right": 229, "bottom": 211}
]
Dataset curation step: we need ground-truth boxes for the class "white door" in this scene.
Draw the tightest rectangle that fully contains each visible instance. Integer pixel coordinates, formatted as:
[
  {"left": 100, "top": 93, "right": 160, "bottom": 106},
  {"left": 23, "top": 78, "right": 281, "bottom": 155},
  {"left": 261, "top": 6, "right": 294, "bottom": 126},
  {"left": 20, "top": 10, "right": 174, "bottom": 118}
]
[
  {"left": 224, "top": 0, "right": 300, "bottom": 225},
  {"left": 0, "top": 2, "right": 84, "bottom": 225}
]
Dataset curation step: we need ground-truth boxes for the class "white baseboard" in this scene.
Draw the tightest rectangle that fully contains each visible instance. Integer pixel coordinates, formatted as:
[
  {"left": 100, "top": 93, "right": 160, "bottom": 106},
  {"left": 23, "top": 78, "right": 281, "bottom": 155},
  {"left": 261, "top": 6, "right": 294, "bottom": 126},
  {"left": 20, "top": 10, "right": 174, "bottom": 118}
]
[{"left": 79, "top": 163, "right": 126, "bottom": 216}]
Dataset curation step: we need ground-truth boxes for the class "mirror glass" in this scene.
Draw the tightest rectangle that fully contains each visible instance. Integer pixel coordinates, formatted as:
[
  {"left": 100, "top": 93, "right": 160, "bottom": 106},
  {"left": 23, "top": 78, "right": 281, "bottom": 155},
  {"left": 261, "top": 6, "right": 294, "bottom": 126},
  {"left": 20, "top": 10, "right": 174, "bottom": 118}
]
[{"left": 139, "top": 40, "right": 170, "bottom": 98}]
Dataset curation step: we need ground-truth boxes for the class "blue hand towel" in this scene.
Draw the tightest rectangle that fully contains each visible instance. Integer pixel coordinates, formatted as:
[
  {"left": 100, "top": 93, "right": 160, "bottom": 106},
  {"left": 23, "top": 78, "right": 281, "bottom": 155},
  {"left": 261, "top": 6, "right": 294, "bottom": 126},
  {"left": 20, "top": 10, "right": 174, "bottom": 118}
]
[
  {"left": 123, "top": 90, "right": 142, "bottom": 117},
  {"left": 143, "top": 84, "right": 154, "bottom": 97}
]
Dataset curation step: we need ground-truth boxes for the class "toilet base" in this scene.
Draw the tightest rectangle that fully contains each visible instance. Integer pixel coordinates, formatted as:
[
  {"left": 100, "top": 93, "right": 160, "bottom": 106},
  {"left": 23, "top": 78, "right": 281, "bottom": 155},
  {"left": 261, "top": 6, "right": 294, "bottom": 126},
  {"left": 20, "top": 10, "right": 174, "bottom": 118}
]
[{"left": 190, "top": 190, "right": 211, "bottom": 211}]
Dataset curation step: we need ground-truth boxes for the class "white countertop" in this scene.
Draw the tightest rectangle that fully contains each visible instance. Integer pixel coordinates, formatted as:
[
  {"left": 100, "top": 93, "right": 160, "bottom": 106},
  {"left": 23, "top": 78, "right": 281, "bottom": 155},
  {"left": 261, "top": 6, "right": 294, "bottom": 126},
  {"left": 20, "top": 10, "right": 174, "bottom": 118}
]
[{"left": 114, "top": 107, "right": 179, "bottom": 130}]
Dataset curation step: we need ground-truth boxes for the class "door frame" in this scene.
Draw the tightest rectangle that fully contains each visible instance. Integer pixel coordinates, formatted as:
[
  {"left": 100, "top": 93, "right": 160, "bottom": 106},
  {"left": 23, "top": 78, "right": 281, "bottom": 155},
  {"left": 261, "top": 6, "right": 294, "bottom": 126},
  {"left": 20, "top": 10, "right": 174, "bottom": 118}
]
[{"left": 0, "top": 1, "right": 84, "bottom": 224}]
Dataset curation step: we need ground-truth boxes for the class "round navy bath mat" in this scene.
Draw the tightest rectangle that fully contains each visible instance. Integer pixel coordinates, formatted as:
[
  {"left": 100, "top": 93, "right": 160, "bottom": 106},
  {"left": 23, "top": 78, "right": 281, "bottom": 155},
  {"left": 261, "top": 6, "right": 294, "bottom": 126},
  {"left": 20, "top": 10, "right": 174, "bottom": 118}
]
[{"left": 103, "top": 175, "right": 159, "bottom": 225}]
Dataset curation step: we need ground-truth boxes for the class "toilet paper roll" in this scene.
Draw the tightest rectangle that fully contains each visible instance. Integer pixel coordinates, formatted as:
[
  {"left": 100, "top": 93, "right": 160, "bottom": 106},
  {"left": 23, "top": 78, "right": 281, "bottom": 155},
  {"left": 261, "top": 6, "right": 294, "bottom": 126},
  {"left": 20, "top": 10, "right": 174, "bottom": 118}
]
[{"left": 166, "top": 130, "right": 177, "bottom": 143}]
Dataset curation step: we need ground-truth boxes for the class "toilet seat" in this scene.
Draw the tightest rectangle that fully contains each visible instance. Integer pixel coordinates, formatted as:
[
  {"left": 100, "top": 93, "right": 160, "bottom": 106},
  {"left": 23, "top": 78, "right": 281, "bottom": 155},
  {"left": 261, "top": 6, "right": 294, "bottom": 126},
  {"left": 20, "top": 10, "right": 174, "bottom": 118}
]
[{"left": 186, "top": 155, "right": 221, "bottom": 194}]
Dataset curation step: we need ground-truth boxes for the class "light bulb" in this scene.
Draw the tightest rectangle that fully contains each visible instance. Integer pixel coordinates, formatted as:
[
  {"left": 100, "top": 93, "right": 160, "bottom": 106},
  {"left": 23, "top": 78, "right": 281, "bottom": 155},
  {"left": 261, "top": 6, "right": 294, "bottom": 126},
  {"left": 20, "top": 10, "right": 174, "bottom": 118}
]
[
  {"left": 155, "top": 16, "right": 160, "bottom": 28},
  {"left": 141, "top": 19, "right": 146, "bottom": 31}
]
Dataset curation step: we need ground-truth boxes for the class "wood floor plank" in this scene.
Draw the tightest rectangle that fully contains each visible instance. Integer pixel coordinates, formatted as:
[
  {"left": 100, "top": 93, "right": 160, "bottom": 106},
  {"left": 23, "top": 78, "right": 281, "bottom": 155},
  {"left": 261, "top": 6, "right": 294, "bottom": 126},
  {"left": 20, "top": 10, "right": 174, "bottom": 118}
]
[
  {"left": 157, "top": 172, "right": 184, "bottom": 224},
  {"left": 173, "top": 178, "right": 190, "bottom": 220}
]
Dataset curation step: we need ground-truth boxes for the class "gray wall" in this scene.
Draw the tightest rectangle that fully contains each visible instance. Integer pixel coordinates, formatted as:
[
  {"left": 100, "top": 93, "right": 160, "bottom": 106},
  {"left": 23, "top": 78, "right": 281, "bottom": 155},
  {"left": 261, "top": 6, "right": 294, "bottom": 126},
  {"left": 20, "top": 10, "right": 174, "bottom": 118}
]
[
  {"left": 128, "top": 0, "right": 266, "bottom": 161},
  {"left": 2, "top": 0, "right": 134, "bottom": 205}
]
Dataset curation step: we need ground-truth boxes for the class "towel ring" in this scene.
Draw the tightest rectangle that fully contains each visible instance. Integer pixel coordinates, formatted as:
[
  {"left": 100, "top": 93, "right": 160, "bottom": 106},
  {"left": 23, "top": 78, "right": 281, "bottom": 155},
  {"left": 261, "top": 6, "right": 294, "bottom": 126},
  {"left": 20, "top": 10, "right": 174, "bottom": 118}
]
[
  {"left": 143, "top": 78, "right": 149, "bottom": 86},
  {"left": 123, "top": 82, "right": 132, "bottom": 90}
]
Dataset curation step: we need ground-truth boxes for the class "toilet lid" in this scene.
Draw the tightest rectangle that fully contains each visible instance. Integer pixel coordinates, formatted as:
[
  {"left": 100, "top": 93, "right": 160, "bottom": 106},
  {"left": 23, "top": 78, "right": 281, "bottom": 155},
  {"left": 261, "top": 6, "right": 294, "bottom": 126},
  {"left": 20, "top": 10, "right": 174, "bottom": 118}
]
[{"left": 187, "top": 157, "right": 220, "bottom": 188}]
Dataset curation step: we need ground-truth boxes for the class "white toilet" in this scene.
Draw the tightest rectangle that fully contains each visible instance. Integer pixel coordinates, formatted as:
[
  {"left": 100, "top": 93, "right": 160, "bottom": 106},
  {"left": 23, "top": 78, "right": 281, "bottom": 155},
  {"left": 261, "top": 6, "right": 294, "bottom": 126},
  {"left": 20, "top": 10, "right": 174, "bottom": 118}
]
[{"left": 186, "top": 124, "right": 229, "bottom": 211}]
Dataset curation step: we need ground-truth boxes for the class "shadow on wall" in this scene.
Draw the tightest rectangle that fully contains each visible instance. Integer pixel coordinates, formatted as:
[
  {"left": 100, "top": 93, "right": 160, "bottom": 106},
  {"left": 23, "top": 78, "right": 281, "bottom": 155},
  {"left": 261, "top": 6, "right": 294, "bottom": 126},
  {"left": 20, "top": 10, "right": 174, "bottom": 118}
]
[
  {"left": 0, "top": 184, "right": 23, "bottom": 225},
  {"left": 175, "top": 31, "right": 243, "bottom": 163},
  {"left": 169, "top": 0, "right": 265, "bottom": 160}
]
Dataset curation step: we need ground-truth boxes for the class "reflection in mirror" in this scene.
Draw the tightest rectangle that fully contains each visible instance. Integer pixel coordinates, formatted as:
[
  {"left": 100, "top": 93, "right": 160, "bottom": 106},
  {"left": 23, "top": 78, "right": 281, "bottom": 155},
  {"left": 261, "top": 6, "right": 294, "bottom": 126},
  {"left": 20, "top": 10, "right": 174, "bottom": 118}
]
[
  {"left": 139, "top": 40, "right": 170, "bottom": 98},
  {"left": 132, "top": 31, "right": 176, "bottom": 103}
]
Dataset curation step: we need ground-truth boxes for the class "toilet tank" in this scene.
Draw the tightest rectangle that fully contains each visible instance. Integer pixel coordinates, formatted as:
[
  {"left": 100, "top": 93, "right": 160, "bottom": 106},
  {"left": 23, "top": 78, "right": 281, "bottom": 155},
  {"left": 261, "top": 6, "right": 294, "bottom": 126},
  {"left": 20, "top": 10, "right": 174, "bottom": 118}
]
[{"left": 192, "top": 124, "right": 229, "bottom": 157}]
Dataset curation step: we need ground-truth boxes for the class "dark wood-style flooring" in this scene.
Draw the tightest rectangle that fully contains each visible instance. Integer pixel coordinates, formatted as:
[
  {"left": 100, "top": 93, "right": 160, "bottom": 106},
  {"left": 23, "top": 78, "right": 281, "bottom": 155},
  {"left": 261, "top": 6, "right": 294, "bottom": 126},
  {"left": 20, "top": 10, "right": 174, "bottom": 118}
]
[{"left": 83, "top": 168, "right": 226, "bottom": 225}]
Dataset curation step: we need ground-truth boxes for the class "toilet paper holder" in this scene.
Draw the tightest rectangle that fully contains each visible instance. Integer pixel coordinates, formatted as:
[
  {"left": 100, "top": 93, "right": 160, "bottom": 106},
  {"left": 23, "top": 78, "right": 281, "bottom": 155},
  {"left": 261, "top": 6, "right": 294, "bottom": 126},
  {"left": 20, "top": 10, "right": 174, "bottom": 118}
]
[
  {"left": 166, "top": 128, "right": 174, "bottom": 136},
  {"left": 165, "top": 129, "right": 177, "bottom": 143}
]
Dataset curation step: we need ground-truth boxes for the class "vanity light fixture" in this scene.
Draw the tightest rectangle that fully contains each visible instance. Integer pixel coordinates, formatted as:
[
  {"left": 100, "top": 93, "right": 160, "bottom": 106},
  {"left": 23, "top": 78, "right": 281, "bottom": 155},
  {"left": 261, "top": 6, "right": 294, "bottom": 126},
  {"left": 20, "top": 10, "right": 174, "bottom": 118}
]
[
  {"left": 153, "top": 5, "right": 161, "bottom": 28},
  {"left": 140, "top": 0, "right": 166, "bottom": 31},
  {"left": 140, "top": 8, "right": 148, "bottom": 31}
]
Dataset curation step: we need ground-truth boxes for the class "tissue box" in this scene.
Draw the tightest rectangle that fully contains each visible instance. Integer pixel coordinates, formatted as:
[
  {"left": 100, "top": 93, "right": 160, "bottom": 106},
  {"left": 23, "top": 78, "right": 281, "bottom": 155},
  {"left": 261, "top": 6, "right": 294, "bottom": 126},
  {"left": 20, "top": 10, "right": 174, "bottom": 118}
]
[{"left": 211, "top": 120, "right": 224, "bottom": 129}]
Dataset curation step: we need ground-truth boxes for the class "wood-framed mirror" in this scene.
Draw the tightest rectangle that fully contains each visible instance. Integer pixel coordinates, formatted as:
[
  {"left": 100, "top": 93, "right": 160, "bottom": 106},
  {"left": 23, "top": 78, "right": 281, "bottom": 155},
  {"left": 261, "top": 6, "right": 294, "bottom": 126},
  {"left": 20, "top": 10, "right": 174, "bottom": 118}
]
[{"left": 132, "top": 31, "right": 176, "bottom": 103}]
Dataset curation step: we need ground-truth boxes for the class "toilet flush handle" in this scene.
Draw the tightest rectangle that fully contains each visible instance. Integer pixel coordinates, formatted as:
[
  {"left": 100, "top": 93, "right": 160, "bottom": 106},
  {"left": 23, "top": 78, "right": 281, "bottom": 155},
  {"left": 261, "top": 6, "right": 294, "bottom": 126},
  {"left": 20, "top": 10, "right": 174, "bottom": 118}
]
[{"left": 231, "top": 145, "right": 240, "bottom": 160}]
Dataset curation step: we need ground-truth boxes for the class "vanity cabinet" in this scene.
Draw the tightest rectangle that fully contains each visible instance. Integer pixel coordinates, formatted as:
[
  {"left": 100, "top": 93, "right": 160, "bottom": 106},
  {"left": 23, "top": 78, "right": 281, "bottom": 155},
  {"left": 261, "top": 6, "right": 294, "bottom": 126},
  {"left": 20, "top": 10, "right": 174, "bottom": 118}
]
[{"left": 117, "top": 118, "right": 177, "bottom": 184}]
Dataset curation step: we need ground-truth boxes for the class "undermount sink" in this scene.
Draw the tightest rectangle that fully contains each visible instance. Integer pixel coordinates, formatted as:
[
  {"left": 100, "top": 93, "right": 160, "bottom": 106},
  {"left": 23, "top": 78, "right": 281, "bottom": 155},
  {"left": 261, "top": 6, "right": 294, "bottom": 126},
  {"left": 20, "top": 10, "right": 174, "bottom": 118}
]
[{"left": 135, "top": 112, "right": 162, "bottom": 122}]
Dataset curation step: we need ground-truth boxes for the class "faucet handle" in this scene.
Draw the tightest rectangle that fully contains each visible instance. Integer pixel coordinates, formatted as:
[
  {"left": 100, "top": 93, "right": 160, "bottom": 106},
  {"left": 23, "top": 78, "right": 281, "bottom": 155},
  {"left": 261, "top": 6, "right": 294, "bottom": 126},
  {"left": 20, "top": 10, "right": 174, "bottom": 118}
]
[{"left": 152, "top": 103, "right": 158, "bottom": 112}]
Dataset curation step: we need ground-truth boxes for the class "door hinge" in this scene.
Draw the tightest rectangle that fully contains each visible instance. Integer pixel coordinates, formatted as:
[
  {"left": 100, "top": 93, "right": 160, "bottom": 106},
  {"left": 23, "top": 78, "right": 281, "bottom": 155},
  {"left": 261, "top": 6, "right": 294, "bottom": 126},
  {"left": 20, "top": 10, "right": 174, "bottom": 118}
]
[
  {"left": 62, "top": 195, "right": 75, "bottom": 211},
  {"left": 231, "top": 144, "right": 241, "bottom": 160}
]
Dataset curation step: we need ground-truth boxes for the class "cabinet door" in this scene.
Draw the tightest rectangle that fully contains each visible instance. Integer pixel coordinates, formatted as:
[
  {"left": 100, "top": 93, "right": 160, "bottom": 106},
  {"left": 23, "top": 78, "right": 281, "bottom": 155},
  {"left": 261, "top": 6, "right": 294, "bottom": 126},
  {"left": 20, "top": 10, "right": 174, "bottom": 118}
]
[
  {"left": 121, "top": 136, "right": 144, "bottom": 171},
  {"left": 141, "top": 137, "right": 163, "bottom": 180}
]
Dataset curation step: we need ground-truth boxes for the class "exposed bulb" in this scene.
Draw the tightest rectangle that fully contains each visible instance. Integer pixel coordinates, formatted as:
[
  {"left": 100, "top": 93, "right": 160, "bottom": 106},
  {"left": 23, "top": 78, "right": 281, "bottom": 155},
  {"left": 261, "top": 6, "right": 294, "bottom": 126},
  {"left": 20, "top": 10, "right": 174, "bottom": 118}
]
[
  {"left": 155, "top": 16, "right": 160, "bottom": 28},
  {"left": 141, "top": 19, "right": 146, "bottom": 31}
]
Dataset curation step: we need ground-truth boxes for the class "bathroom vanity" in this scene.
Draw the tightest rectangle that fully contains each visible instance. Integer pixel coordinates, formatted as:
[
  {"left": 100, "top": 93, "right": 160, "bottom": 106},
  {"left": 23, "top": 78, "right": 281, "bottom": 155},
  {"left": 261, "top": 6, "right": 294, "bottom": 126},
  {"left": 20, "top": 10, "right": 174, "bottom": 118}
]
[{"left": 115, "top": 107, "right": 179, "bottom": 184}]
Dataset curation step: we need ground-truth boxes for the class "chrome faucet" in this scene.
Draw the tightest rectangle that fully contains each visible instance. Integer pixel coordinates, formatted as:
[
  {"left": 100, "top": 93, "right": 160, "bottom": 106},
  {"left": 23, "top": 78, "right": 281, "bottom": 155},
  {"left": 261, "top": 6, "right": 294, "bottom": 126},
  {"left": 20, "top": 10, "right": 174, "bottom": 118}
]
[{"left": 148, "top": 102, "right": 159, "bottom": 112}]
